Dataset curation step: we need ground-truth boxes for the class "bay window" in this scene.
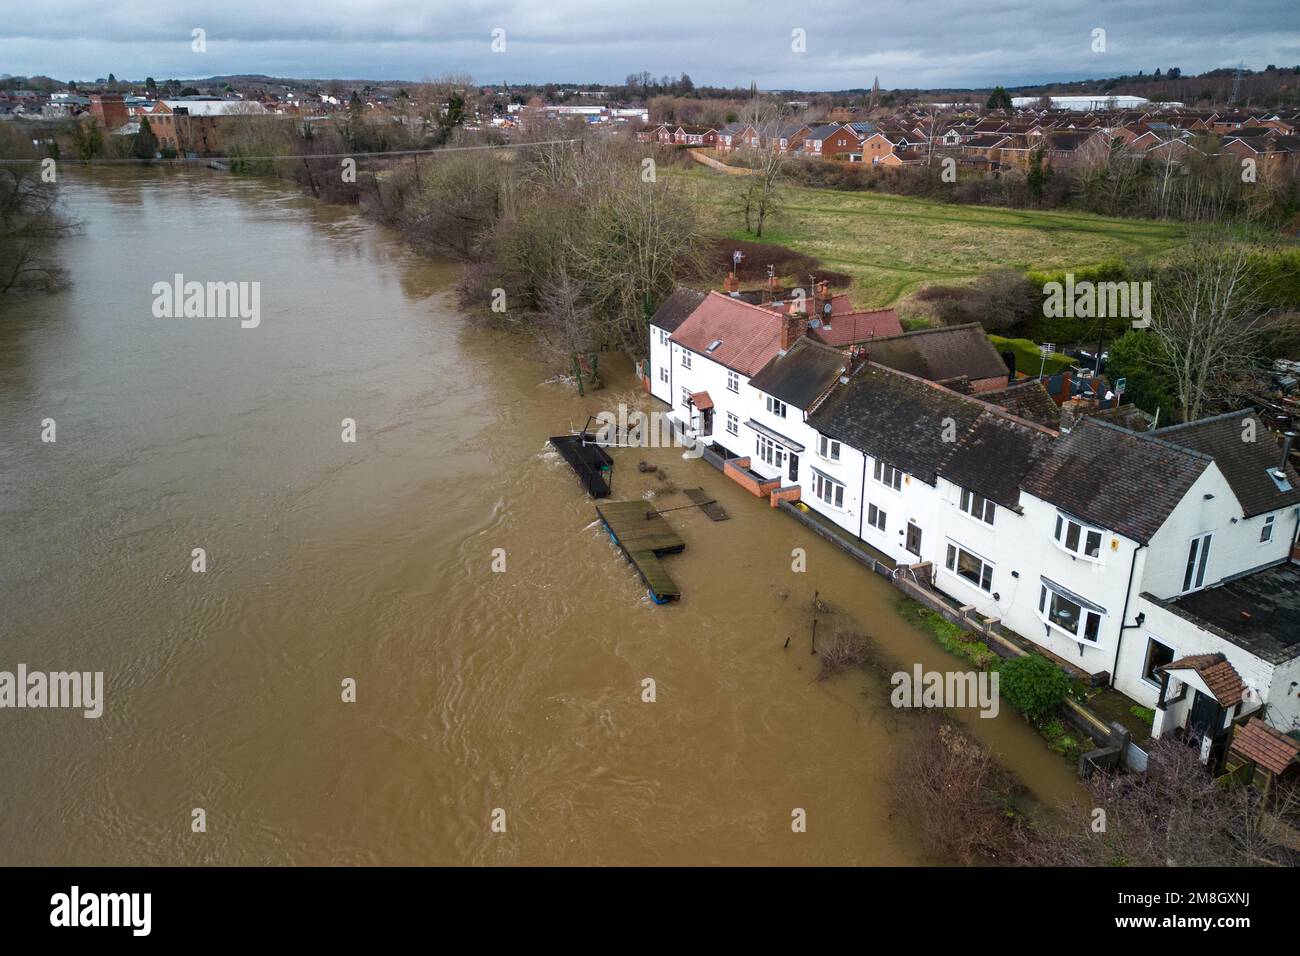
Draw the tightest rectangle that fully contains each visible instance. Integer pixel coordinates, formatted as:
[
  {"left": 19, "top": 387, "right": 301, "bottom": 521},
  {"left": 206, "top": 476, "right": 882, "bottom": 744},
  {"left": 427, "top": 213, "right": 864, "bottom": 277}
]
[
  {"left": 1053, "top": 513, "right": 1103, "bottom": 559},
  {"left": 1038, "top": 580, "right": 1103, "bottom": 643}
]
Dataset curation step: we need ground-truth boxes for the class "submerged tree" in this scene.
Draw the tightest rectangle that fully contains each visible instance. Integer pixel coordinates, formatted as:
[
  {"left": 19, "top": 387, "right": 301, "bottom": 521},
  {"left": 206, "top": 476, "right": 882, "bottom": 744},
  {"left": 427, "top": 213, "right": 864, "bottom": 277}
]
[{"left": 0, "top": 125, "right": 77, "bottom": 295}]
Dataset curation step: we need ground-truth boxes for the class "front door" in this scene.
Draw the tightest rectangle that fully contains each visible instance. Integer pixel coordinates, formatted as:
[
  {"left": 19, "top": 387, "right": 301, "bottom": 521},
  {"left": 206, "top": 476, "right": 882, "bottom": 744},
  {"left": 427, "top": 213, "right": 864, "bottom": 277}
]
[
  {"left": 906, "top": 522, "right": 922, "bottom": 556},
  {"left": 788, "top": 453, "right": 799, "bottom": 483},
  {"left": 699, "top": 407, "right": 713, "bottom": 437},
  {"left": 1187, "top": 690, "right": 1222, "bottom": 745}
]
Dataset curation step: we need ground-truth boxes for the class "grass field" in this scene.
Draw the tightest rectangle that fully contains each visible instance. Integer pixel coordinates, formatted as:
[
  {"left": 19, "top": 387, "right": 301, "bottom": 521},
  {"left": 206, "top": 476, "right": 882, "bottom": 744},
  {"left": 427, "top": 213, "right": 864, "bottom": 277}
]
[
  {"left": 682, "top": 166, "right": 1189, "bottom": 308},
  {"left": 989, "top": 336, "right": 1075, "bottom": 375}
]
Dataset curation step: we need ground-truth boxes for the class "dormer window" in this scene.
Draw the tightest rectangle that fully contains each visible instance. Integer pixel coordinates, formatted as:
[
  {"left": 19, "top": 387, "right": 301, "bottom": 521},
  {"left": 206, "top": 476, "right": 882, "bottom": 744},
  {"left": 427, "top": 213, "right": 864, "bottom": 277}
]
[{"left": 1053, "top": 513, "right": 1103, "bottom": 560}]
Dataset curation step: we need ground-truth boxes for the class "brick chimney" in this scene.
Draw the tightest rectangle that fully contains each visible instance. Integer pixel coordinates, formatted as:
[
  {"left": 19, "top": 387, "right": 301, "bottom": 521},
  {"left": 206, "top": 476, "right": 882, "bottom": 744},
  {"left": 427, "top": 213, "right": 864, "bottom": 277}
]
[
  {"left": 780, "top": 312, "right": 807, "bottom": 351},
  {"left": 723, "top": 271, "right": 740, "bottom": 295},
  {"left": 815, "top": 280, "right": 830, "bottom": 313}
]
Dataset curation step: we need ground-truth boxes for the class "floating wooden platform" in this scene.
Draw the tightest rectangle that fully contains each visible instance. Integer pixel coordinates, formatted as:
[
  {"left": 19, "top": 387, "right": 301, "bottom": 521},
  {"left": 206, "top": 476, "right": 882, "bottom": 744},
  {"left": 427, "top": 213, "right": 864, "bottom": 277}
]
[
  {"left": 596, "top": 500, "right": 685, "bottom": 602},
  {"left": 549, "top": 433, "right": 614, "bottom": 498},
  {"left": 683, "top": 487, "right": 728, "bottom": 521}
]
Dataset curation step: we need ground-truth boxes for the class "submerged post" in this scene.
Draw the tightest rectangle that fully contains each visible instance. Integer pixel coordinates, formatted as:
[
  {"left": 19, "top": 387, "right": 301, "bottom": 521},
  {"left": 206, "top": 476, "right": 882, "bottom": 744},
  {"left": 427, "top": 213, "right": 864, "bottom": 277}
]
[{"left": 811, "top": 589, "right": 819, "bottom": 655}]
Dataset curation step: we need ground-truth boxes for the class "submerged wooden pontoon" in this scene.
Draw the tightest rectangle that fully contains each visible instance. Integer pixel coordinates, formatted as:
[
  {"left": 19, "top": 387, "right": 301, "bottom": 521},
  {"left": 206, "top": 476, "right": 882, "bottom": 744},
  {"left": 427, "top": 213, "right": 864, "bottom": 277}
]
[
  {"left": 549, "top": 433, "right": 614, "bottom": 498},
  {"left": 596, "top": 500, "right": 685, "bottom": 603}
]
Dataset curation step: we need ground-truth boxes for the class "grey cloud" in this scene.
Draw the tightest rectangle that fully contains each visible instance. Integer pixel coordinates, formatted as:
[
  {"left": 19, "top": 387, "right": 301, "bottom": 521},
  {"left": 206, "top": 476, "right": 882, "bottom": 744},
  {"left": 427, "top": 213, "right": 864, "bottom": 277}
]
[{"left": 2, "top": 0, "right": 1296, "bottom": 88}]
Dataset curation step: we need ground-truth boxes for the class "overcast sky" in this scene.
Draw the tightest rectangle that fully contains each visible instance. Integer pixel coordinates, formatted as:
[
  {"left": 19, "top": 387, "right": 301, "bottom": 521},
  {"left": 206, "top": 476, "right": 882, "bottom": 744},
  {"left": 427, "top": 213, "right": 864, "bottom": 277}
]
[{"left": 3, "top": 0, "right": 1297, "bottom": 90}]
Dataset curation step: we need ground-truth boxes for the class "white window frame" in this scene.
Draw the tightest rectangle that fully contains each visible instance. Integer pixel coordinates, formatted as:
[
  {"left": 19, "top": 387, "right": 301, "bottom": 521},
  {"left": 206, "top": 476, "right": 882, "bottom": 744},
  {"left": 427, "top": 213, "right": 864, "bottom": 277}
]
[
  {"left": 1038, "top": 581, "right": 1102, "bottom": 644},
  {"left": 873, "top": 458, "right": 902, "bottom": 492},
  {"left": 765, "top": 395, "right": 787, "bottom": 419},
  {"left": 1181, "top": 532, "right": 1212, "bottom": 593},
  {"left": 756, "top": 434, "right": 786, "bottom": 469},
  {"left": 680, "top": 349, "right": 691, "bottom": 369},
  {"left": 1260, "top": 514, "right": 1275, "bottom": 543},
  {"left": 813, "top": 472, "right": 845, "bottom": 510},
  {"left": 680, "top": 386, "right": 691, "bottom": 410},
  {"left": 658, "top": 328, "right": 669, "bottom": 346},
  {"left": 726, "top": 412, "right": 739, "bottom": 436},
  {"left": 659, "top": 365, "right": 669, "bottom": 384},
  {"left": 817, "top": 435, "right": 841, "bottom": 462},
  {"left": 1141, "top": 636, "right": 1176, "bottom": 689},
  {"left": 727, "top": 370, "right": 740, "bottom": 394},
  {"left": 867, "top": 502, "right": 886, "bottom": 531},
  {"left": 945, "top": 541, "right": 993, "bottom": 593},
  {"left": 959, "top": 487, "right": 996, "bottom": 525},
  {"left": 1053, "top": 513, "right": 1104, "bottom": 561}
]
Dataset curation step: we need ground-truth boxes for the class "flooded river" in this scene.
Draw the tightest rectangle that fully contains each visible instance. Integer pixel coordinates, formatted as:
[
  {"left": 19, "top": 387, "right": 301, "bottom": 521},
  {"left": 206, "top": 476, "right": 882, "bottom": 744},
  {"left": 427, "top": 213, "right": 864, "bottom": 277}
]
[{"left": 0, "top": 168, "right": 1079, "bottom": 865}]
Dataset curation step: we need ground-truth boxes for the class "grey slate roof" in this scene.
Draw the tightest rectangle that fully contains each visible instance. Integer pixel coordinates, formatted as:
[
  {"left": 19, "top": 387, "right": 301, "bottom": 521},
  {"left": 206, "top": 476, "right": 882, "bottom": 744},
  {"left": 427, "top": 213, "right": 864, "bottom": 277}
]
[
  {"left": 937, "top": 411, "right": 1057, "bottom": 511},
  {"left": 980, "top": 378, "right": 1061, "bottom": 427},
  {"left": 1154, "top": 410, "right": 1300, "bottom": 518},
  {"left": 806, "top": 123, "right": 843, "bottom": 141},
  {"left": 1021, "top": 418, "right": 1210, "bottom": 544},
  {"left": 807, "top": 363, "right": 986, "bottom": 485},
  {"left": 648, "top": 287, "right": 707, "bottom": 333},
  {"left": 866, "top": 324, "right": 1011, "bottom": 384},
  {"left": 748, "top": 337, "right": 846, "bottom": 410}
]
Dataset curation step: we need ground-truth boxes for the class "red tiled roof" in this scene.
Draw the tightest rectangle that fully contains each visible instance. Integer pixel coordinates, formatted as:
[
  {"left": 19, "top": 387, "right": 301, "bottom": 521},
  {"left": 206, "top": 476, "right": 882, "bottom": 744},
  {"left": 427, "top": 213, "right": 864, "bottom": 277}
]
[
  {"left": 670, "top": 292, "right": 784, "bottom": 377},
  {"left": 1164, "top": 653, "right": 1246, "bottom": 707},
  {"left": 1231, "top": 718, "right": 1299, "bottom": 775},
  {"left": 808, "top": 308, "right": 903, "bottom": 346},
  {"left": 689, "top": 391, "right": 713, "bottom": 410}
]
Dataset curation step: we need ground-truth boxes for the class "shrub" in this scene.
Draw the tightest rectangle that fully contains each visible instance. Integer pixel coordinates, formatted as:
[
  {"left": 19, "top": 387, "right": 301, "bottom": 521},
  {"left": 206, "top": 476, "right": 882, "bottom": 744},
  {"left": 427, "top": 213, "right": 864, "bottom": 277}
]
[
  {"left": 996, "top": 654, "right": 1069, "bottom": 723},
  {"left": 817, "top": 630, "right": 871, "bottom": 680},
  {"left": 1129, "top": 704, "right": 1156, "bottom": 723}
]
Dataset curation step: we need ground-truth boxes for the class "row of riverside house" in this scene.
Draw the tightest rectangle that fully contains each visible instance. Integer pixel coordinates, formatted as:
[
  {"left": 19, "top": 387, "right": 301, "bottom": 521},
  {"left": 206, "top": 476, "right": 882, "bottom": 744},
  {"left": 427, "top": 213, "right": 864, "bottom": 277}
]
[{"left": 645, "top": 282, "right": 1300, "bottom": 766}]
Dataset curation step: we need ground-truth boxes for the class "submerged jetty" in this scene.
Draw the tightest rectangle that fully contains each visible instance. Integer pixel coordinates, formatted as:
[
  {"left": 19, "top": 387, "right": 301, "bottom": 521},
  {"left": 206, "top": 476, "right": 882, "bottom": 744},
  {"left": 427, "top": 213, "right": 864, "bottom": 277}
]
[
  {"left": 549, "top": 432, "right": 614, "bottom": 497},
  {"left": 596, "top": 500, "right": 685, "bottom": 603}
]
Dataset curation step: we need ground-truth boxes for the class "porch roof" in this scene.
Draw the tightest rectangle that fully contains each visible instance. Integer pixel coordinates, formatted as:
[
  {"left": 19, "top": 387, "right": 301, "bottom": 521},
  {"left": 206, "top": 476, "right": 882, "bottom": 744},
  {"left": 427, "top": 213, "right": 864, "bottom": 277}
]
[
  {"left": 1161, "top": 653, "right": 1245, "bottom": 707},
  {"left": 689, "top": 391, "right": 713, "bottom": 410}
]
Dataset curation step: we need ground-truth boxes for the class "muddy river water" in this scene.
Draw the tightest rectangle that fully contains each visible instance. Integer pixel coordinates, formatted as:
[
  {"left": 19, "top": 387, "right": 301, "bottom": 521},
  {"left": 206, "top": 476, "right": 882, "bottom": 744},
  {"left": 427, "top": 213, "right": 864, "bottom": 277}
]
[{"left": 0, "top": 168, "right": 1079, "bottom": 864}]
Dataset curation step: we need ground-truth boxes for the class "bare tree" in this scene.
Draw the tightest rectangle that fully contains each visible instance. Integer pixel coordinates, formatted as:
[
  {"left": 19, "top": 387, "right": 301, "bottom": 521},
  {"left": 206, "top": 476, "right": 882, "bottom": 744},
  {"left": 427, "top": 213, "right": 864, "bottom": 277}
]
[
  {"left": 730, "top": 98, "right": 789, "bottom": 238},
  {"left": 0, "top": 127, "right": 77, "bottom": 295},
  {"left": 1146, "top": 233, "right": 1286, "bottom": 421},
  {"left": 891, "top": 716, "right": 1019, "bottom": 865},
  {"left": 535, "top": 265, "right": 600, "bottom": 395},
  {"left": 1016, "top": 736, "right": 1297, "bottom": 866}
]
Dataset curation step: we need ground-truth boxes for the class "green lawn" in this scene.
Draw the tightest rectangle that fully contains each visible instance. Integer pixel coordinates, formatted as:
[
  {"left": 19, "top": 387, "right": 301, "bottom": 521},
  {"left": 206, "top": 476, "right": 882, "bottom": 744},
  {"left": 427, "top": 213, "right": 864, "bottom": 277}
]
[
  {"left": 989, "top": 336, "right": 1075, "bottom": 375},
  {"left": 682, "top": 166, "right": 1188, "bottom": 308}
]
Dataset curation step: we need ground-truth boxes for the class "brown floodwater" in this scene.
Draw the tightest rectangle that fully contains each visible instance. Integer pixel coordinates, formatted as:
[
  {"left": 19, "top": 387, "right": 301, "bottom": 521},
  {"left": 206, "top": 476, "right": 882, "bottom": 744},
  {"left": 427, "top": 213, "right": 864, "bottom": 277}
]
[{"left": 0, "top": 167, "right": 1079, "bottom": 865}]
